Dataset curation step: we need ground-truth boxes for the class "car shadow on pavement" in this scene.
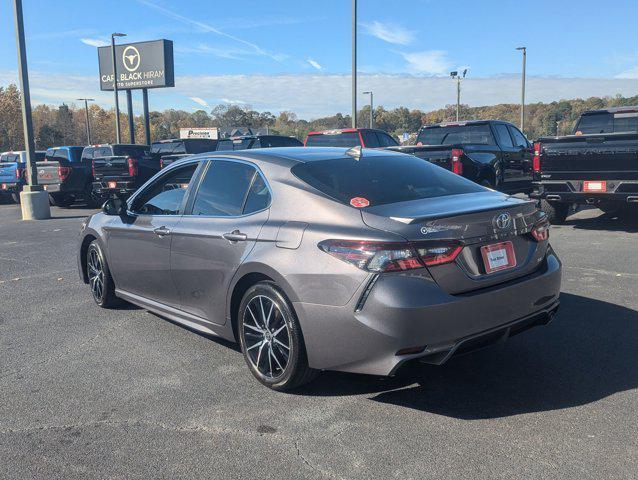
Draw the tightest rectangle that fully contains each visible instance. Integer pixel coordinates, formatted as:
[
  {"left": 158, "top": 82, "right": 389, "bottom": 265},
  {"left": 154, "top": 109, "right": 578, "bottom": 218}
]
[
  {"left": 566, "top": 210, "right": 638, "bottom": 233},
  {"left": 302, "top": 293, "right": 638, "bottom": 419}
]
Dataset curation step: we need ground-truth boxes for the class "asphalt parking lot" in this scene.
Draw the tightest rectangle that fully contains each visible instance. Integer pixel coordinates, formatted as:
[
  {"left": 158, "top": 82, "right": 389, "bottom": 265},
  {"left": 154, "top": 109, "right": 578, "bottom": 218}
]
[{"left": 0, "top": 202, "right": 636, "bottom": 479}]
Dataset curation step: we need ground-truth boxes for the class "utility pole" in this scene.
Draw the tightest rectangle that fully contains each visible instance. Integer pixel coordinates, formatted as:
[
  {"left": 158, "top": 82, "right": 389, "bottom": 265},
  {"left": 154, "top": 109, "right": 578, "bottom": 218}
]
[
  {"left": 363, "top": 91, "right": 373, "bottom": 128},
  {"left": 516, "top": 46, "right": 527, "bottom": 133},
  {"left": 111, "top": 32, "right": 126, "bottom": 143},
  {"left": 77, "top": 98, "right": 94, "bottom": 144},
  {"left": 450, "top": 69, "right": 467, "bottom": 122},
  {"left": 351, "top": 0, "right": 357, "bottom": 128},
  {"left": 12, "top": 0, "right": 50, "bottom": 219}
]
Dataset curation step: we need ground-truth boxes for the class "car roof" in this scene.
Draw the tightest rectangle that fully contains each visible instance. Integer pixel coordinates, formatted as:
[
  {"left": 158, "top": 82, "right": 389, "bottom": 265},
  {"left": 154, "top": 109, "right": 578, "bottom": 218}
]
[
  {"left": 582, "top": 106, "right": 638, "bottom": 115},
  {"left": 169, "top": 146, "right": 404, "bottom": 168},
  {"left": 422, "top": 120, "right": 511, "bottom": 129},
  {"left": 307, "top": 128, "right": 391, "bottom": 135}
]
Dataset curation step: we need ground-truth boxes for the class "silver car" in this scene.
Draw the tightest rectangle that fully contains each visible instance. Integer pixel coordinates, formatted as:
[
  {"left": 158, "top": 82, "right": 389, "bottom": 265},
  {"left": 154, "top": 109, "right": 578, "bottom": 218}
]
[{"left": 78, "top": 147, "right": 562, "bottom": 390}]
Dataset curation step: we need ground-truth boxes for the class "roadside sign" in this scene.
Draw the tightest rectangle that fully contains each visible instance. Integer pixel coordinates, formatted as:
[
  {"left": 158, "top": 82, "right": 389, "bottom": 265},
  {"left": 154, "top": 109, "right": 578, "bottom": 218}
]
[
  {"left": 402, "top": 132, "right": 409, "bottom": 142},
  {"left": 179, "top": 128, "right": 219, "bottom": 140},
  {"left": 98, "top": 39, "right": 174, "bottom": 91}
]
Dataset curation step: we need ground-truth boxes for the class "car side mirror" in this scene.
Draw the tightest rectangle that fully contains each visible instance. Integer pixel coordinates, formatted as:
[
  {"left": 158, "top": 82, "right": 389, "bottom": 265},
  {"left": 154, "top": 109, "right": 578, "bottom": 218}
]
[{"left": 102, "top": 197, "right": 125, "bottom": 216}]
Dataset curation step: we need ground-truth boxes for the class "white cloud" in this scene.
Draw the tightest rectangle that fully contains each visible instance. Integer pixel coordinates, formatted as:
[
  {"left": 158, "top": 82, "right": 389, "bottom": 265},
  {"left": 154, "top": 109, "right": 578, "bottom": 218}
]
[
  {"left": 3, "top": 69, "right": 638, "bottom": 120},
  {"left": 189, "top": 97, "right": 209, "bottom": 108},
  {"left": 615, "top": 66, "right": 638, "bottom": 79},
  {"left": 80, "top": 38, "right": 108, "bottom": 47},
  {"left": 307, "top": 59, "right": 323, "bottom": 71},
  {"left": 400, "top": 50, "right": 452, "bottom": 75},
  {"left": 136, "top": 0, "right": 287, "bottom": 62},
  {"left": 361, "top": 21, "right": 415, "bottom": 46}
]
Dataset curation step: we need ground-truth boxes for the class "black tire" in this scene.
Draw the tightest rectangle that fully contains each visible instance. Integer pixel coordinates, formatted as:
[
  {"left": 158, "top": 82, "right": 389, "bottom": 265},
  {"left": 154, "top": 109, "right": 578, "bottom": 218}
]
[
  {"left": 86, "top": 240, "right": 120, "bottom": 308},
  {"left": 540, "top": 199, "right": 569, "bottom": 224},
  {"left": 10, "top": 192, "right": 20, "bottom": 204},
  {"left": 238, "top": 281, "right": 318, "bottom": 391}
]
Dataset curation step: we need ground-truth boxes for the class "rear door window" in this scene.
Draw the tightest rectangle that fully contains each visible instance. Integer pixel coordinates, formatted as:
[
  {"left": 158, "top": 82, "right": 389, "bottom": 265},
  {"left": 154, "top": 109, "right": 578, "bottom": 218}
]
[
  {"left": 191, "top": 160, "right": 256, "bottom": 216},
  {"left": 305, "top": 132, "right": 361, "bottom": 147},
  {"left": 292, "top": 153, "right": 483, "bottom": 207},
  {"left": 493, "top": 124, "right": 514, "bottom": 148},
  {"left": 508, "top": 126, "right": 529, "bottom": 148}
]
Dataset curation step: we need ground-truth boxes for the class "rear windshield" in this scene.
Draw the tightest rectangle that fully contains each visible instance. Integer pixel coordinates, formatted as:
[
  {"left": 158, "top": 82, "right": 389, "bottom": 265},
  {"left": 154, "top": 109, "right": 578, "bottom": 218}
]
[
  {"left": 0, "top": 154, "right": 20, "bottom": 163},
  {"left": 417, "top": 124, "right": 494, "bottom": 146},
  {"left": 305, "top": 132, "right": 361, "bottom": 148},
  {"left": 260, "top": 136, "right": 303, "bottom": 148},
  {"left": 575, "top": 112, "right": 638, "bottom": 134},
  {"left": 113, "top": 145, "right": 149, "bottom": 157},
  {"left": 151, "top": 140, "right": 217, "bottom": 155},
  {"left": 291, "top": 154, "right": 483, "bottom": 207}
]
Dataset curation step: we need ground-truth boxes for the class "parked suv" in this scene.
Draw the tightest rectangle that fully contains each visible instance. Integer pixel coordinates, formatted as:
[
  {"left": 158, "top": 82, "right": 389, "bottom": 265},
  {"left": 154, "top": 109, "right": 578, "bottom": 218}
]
[
  {"left": 154, "top": 138, "right": 234, "bottom": 169},
  {"left": 305, "top": 128, "right": 399, "bottom": 148},
  {"left": 0, "top": 151, "right": 45, "bottom": 203},
  {"left": 89, "top": 144, "right": 153, "bottom": 200},
  {"left": 389, "top": 120, "right": 534, "bottom": 194},
  {"left": 36, "top": 146, "right": 95, "bottom": 207}
]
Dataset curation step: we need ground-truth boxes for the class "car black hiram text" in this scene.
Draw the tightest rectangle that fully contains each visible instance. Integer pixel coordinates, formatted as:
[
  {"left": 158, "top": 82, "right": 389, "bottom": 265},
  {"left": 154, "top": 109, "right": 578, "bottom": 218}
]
[{"left": 78, "top": 147, "right": 562, "bottom": 391}]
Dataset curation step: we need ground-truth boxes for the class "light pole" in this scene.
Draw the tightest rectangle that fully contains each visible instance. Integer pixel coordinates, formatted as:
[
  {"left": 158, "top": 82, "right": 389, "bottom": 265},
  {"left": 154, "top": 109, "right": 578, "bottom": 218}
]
[
  {"left": 363, "top": 91, "right": 373, "bottom": 128},
  {"left": 351, "top": 0, "right": 357, "bottom": 128},
  {"left": 77, "top": 98, "right": 94, "bottom": 144},
  {"left": 450, "top": 69, "right": 467, "bottom": 121},
  {"left": 12, "top": 0, "right": 50, "bottom": 219},
  {"left": 111, "top": 32, "right": 126, "bottom": 144},
  {"left": 516, "top": 46, "right": 527, "bottom": 133}
]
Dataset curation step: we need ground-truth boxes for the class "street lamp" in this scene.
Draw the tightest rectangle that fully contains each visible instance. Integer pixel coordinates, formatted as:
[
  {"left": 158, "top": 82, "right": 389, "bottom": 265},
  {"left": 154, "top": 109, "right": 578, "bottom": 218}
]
[
  {"left": 363, "top": 91, "right": 373, "bottom": 128},
  {"left": 111, "top": 32, "right": 126, "bottom": 144},
  {"left": 450, "top": 69, "right": 467, "bottom": 121},
  {"left": 77, "top": 98, "right": 95, "bottom": 144},
  {"left": 516, "top": 46, "right": 527, "bottom": 133},
  {"left": 351, "top": 0, "right": 357, "bottom": 128},
  {"left": 11, "top": 0, "right": 50, "bottom": 219}
]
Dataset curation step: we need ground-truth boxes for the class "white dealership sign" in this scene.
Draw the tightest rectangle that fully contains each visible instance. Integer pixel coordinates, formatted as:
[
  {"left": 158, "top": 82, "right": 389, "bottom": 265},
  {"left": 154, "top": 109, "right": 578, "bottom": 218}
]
[{"left": 179, "top": 128, "right": 219, "bottom": 140}]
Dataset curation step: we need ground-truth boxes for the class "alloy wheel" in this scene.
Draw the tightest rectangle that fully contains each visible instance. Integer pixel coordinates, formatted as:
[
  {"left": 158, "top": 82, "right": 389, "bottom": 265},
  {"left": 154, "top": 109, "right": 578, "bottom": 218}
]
[
  {"left": 242, "top": 295, "right": 291, "bottom": 380},
  {"left": 87, "top": 248, "right": 104, "bottom": 302}
]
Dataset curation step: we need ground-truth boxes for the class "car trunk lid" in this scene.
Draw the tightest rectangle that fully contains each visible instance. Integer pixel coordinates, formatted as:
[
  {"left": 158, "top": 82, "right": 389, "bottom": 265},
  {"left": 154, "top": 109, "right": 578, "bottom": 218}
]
[{"left": 361, "top": 191, "right": 547, "bottom": 294}]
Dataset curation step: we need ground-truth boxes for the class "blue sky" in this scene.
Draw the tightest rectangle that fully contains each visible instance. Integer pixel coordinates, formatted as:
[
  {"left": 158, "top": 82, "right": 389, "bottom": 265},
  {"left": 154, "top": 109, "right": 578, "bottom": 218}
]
[{"left": 1, "top": 0, "right": 637, "bottom": 118}]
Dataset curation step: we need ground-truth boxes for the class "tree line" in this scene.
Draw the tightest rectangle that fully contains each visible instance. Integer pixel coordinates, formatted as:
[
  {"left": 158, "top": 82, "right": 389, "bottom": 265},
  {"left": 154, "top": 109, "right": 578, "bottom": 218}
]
[{"left": 1, "top": 83, "right": 637, "bottom": 152}]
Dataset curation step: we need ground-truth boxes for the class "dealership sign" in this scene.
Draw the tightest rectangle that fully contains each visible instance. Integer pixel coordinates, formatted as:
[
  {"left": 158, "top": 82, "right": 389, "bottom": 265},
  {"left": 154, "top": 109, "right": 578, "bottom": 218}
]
[
  {"left": 98, "top": 39, "right": 174, "bottom": 91},
  {"left": 179, "top": 128, "right": 219, "bottom": 140}
]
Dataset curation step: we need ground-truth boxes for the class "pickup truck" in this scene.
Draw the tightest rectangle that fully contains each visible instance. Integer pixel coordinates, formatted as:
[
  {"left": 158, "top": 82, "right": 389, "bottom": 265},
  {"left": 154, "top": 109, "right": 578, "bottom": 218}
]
[
  {"left": 35, "top": 146, "right": 93, "bottom": 207},
  {"left": 0, "top": 150, "right": 45, "bottom": 203},
  {"left": 305, "top": 128, "right": 399, "bottom": 148},
  {"left": 89, "top": 144, "right": 153, "bottom": 200},
  {"left": 532, "top": 106, "right": 638, "bottom": 223},
  {"left": 154, "top": 138, "right": 233, "bottom": 169},
  {"left": 388, "top": 120, "right": 534, "bottom": 194}
]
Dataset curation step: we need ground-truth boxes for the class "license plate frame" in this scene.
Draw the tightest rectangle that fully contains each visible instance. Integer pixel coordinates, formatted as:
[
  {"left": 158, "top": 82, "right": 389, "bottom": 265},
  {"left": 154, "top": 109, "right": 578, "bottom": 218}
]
[
  {"left": 481, "top": 241, "right": 516, "bottom": 274},
  {"left": 583, "top": 180, "right": 606, "bottom": 193}
]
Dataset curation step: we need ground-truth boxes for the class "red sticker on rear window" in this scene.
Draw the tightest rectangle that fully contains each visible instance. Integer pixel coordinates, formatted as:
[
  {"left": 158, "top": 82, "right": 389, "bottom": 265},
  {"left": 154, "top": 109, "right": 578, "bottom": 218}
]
[{"left": 350, "top": 197, "right": 370, "bottom": 208}]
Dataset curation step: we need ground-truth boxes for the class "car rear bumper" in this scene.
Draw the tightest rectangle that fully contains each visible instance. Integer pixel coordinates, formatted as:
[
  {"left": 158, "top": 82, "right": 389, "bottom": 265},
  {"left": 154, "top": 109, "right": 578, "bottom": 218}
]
[
  {"left": 532, "top": 180, "right": 638, "bottom": 205},
  {"left": 294, "top": 248, "right": 562, "bottom": 376},
  {"left": 92, "top": 180, "right": 135, "bottom": 196}
]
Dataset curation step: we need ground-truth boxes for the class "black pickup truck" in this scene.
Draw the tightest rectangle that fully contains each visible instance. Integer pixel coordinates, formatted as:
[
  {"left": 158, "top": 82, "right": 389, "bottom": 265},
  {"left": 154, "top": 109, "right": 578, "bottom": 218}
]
[
  {"left": 154, "top": 138, "right": 234, "bottom": 169},
  {"left": 388, "top": 120, "right": 533, "bottom": 194},
  {"left": 89, "top": 144, "right": 153, "bottom": 200},
  {"left": 532, "top": 106, "right": 638, "bottom": 223}
]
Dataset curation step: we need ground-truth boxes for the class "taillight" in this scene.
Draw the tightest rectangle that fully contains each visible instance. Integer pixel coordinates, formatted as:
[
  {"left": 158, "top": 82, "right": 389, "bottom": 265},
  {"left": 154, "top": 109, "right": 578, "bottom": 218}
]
[
  {"left": 450, "top": 148, "right": 463, "bottom": 175},
  {"left": 533, "top": 142, "right": 541, "bottom": 172},
  {"left": 58, "top": 165, "right": 72, "bottom": 182},
  {"left": 531, "top": 221, "right": 550, "bottom": 242},
  {"left": 318, "top": 240, "right": 462, "bottom": 272},
  {"left": 127, "top": 157, "right": 138, "bottom": 177},
  {"left": 91, "top": 160, "right": 96, "bottom": 178},
  {"left": 16, "top": 166, "right": 24, "bottom": 180},
  {"left": 159, "top": 158, "right": 164, "bottom": 169}
]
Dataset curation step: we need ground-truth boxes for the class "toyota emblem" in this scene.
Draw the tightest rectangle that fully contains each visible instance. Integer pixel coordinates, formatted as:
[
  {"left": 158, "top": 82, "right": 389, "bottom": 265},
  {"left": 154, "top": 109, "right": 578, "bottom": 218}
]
[{"left": 494, "top": 213, "right": 511, "bottom": 229}]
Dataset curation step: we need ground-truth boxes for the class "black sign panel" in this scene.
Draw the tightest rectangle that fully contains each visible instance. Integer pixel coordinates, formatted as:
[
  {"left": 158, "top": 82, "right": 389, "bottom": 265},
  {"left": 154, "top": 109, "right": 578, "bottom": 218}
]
[{"left": 98, "top": 39, "right": 174, "bottom": 91}]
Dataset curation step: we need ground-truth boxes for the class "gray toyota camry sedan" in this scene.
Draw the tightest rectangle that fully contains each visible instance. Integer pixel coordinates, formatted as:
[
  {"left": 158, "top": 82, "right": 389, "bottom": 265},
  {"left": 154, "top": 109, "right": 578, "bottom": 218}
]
[{"left": 78, "top": 147, "right": 561, "bottom": 390}]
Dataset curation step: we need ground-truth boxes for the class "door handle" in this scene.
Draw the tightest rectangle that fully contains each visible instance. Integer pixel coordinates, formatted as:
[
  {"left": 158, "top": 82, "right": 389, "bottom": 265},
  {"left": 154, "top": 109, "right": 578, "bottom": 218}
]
[
  {"left": 153, "top": 226, "right": 171, "bottom": 237},
  {"left": 223, "top": 230, "right": 247, "bottom": 242}
]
